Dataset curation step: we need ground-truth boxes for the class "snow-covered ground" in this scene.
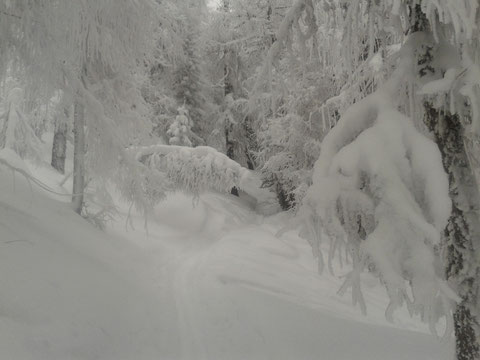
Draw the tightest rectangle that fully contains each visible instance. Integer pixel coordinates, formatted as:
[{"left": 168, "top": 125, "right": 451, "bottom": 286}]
[{"left": 0, "top": 156, "right": 454, "bottom": 360}]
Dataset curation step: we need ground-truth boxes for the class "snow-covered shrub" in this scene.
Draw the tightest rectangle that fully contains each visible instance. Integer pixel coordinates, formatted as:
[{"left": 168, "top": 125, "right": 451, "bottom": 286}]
[
  {"left": 134, "top": 144, "right": 249, "bottom": 197},
  {"left": 164, "top": 146, "right": 248, "bottom": 196},
  {"left": 131, "top": 143, "right": 279, "bottom": 214},
  {"left": 297, "top": 66, "right": 458, "bottom": 334}
]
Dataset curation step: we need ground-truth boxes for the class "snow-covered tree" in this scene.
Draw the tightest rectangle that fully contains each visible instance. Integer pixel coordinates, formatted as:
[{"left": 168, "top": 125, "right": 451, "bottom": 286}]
[
  {"left": 167, "top": 106, "right": 193, "bottom": 147},
  {"left": 172, "top": 4, "right": 211, "bottom": 144},
  {"left": 142, "top": 1, "right": 185, "bottom": 142},
  {"left": 0, "top": 0, "right": 156, "bottom": 214},
  {"left": 203, "top": 0, "right": 293, "bottom": 200},
  {"left": 297, "top": 58, "right": 457, "bottom": 333},
  {"left": 143, "top": 0, "right": 213, "bottom": 146},
  {"left": 212, "top": 94, "right": 254, "bottom": 169}
]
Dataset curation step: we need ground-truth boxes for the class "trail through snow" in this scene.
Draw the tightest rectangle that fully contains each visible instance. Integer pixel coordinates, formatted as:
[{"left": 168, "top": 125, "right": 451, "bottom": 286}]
[
  {"left": 111, "top": 193, "right": 454, "bottom": 360},
  {"left": 0, "top": 160, "right": 454, "bottom": 359}
]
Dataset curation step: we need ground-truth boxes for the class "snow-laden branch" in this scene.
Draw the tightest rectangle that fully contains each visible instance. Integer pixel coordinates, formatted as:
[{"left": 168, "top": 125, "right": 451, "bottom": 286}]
[{"left": 297, "top": 44, "right": 458, "bottom": 335}]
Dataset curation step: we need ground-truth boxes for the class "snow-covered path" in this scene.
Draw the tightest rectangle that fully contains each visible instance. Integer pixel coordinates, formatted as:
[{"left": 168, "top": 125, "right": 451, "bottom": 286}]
[
  {"left": 0, "top": 166, "right": 454, "bottom": 359},
  {"left": 110, "top": 193, "right": 454, "bottom": 360}
]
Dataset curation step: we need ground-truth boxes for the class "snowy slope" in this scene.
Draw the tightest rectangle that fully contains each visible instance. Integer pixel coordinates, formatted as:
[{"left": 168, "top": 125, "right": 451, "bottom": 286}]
[
  {"left": 0, "top": 165, "right": 172, "bottom": 359},
  {"left": 0, "top": 161, "right": 454, "bottom": 360}
]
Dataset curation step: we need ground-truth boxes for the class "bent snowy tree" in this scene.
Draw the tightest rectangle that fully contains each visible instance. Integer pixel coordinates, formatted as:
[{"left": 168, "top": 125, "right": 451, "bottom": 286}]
[
  {"left": 129, "top": 144, "right": 278, "bottom": 212},
  {"left": 296, "top": 50, "right": 459, "bottom": 336}
]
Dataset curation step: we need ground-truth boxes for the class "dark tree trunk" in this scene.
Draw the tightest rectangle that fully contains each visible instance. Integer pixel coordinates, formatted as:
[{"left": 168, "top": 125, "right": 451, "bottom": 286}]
[
  {"left": 222, "top": 1, "right": 238, "bottom": 196},
  {"left": 424, "top": 105, "right": 480, "bottom": 360},
  {"left": 276, "top": 183, "right": 294, "bottom": 211},
  {"left": 243, "top": 115, "right": 256, "bottom": 170},
  {"left": 225, "top": 122, "right": 239, "bottom": 196},
  {"left": 0, "top": 102, "right": 11, "bottom": 149},
  {"left": 410, "top": 4, "right": 480, "bottom": 358},
  {"left": 51, "top": 112, "right": 67, "bottom": 174},
  {"left": 72, "top": 100, "right": 85, "bottom": 215}
]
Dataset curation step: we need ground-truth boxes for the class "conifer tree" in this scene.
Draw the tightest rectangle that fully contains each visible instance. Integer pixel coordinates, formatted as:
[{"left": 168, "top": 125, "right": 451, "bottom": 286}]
[
  {"left": 173, "top": 8, "right": 210, "bottom": 144},
  {"left": 167, "top": 106, "right": 193, "bottom": 147}
]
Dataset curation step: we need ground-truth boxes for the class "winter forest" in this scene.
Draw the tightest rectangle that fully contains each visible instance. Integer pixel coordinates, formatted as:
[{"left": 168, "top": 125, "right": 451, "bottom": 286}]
[{"left": 0, "top": 0, "right": 479, "bottom": 359}]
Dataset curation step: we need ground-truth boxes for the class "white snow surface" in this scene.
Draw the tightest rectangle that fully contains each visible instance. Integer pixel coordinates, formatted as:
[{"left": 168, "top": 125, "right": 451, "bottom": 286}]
[
  {"left": 0, "top": 159, "right": 454, "bottom": 360},
  {"left": 419, "top": 68, "right": 457, "bottom": 95}
]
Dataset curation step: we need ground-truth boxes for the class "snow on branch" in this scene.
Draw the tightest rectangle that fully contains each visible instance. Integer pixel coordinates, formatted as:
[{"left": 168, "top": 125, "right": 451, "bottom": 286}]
[{"left": 297, "top": 53, "right": 458, "bottom": 335}]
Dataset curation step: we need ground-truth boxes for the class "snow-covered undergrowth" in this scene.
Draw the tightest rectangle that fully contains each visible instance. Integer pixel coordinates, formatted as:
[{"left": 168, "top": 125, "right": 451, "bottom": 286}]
[{"left": 0, "top": 155, "right": 453, "bottom": 359}]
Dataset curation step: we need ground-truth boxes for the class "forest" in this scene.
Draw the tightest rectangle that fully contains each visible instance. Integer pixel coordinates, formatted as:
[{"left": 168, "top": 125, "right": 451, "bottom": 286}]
[{"left": 0, "top": 0, "right": 479, "bottom": 359}]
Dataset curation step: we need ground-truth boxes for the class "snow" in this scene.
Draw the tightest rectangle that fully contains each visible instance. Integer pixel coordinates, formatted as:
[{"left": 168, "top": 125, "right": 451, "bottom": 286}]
[
  {"left": 0, "top": 158, "right": 454, "bottom": 359},
  {"left": 0, "top": 173, "right": 166, "bottom": 359},
  {"left": 369, "top": 52, "right": 383, "bottom": 72},
  {"left": 419, "top": 68, "right": 457, "bottom": 95},
  {"left": 0, "top": 148, "right": 31, "bottom": 175},
  {"left": 2, "top": 0, "right": 479, "bottom": 357}
]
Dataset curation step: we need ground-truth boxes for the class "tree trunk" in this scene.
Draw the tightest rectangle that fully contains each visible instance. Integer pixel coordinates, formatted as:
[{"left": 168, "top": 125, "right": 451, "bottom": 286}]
[
  {"left": 0, "top": 102, "right": 11, "bottom": 149},
  {"left": 410, "top": 5, "right": 480, "bottom": 358},
  {"left": 424, "top": 105, "right": 480, "bottom": 360},
  {"left": 224, "top": 85, "right": 239, "bottom": 198},
  {"left": 225, "top": 122, "right": 239, "bottom": 196},
  {"left": 51, "top": 111, "right": 68, "bottom": 174},
  {"left": 222, "top": 3, "right": 239, "bottom": 196},
  {"left": 72, "top": 100, "right": 85, "bottom": 215},
  {"left": 276, "top": 181, "right": 295, "bottom": 211}
]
